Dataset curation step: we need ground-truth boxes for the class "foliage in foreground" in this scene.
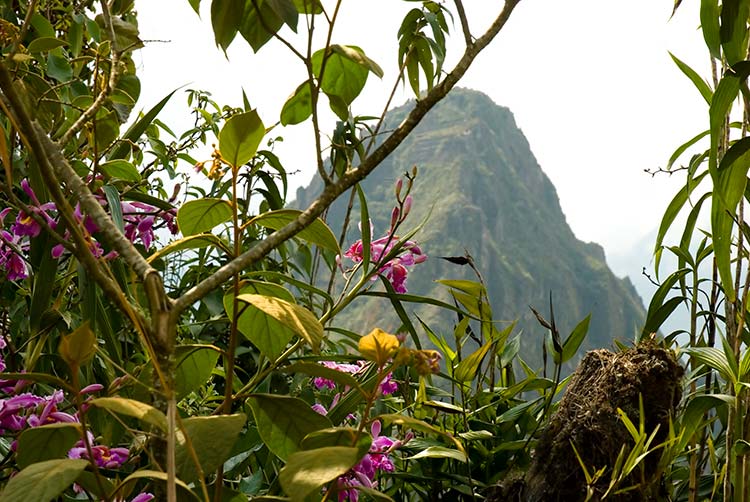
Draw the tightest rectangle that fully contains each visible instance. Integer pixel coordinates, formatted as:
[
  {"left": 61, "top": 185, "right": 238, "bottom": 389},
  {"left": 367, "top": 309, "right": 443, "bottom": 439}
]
[{"left": 0, "top": 0, "right": 749, "bottom": 501}]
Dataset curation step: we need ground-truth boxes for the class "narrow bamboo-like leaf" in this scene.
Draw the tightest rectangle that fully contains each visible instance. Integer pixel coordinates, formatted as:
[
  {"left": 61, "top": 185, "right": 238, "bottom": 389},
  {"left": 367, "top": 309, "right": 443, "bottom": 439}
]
[
  {"left": 279, "top": 446, "right": 363, "bottom": 500},
  {"left": 88, "top": 397, "right": 167, "bottom": 432},
  {"left": 247, "top": 394, "right": 332, "bottom": 461},
  {"left": 378, "top": 413, "right": 466, "bottom": 457},
  {"left": 147, "top": 233, "right": 232, "bottom": 263},
  {"left": 218, "top": 110, "right": 265, "bottom": 167},
  {"left": 177, "top": 198, "right": 233, "bottom": 236},
  {"left": 720, "top": 0, "right": 749, "bottom": 65},
  {"left": 454, "top": 339, "right": 494, "bottom": 383},
  {"left": 561, "top": 314, "right": 590, "bottom": 364},
  {"left": 680, "top": 393, "right": 734, "bottom": 448},
  {"left": 666, "top": 130, "right": 710, "bottom": 172},
  {"left": 669, "top": 52, "right": 713, "bottom": 104},
  {"left": 176, "top": 413, "right": 246, "bottom": 482},
  {"left": 0, "top": 459, "right": 88, "bottom": 502},
  {"left": 406, "top": 446, "right": 468, "bottom": 462},
  {"left": 236, "top": 294, "right": 323, "bottom": 352},
  {"left": 642, "top": 296, "right": 685, "bottom": 337},
  {"left": 655, "top": 172, "right": 709, "bottom": 260},
  {"left": 683, "top": 347, "right": 737, "bottom": 383},
  {"left": 701, "top": 0, "right": 722, "bottom": 59},
  {"left": 16, "top": 423, "right": 82, "bottom": 469},
  {"left": 436, "top": 279, "right": 484, "bottom": 297},
  {"left": 108, "top": 89, "right": 177, "bottom": 160},
  {"left": 247, "top": 209, "right": 339, "bottom": 252}
]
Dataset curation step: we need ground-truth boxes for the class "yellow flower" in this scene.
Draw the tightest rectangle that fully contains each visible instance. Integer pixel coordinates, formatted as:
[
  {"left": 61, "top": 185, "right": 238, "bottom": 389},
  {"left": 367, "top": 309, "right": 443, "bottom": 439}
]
[{"left": 359, "top": 328, "right": 400, "bottom": 367}]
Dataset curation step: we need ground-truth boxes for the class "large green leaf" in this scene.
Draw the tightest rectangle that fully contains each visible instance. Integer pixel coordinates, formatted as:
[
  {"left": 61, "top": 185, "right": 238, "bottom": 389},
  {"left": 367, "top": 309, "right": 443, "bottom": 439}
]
[
  {"left": 0, "top": 459, "right": 88, "bottom": 502},
  {"left": 248, "top": 209, "right": 339, "bottom": 252},
  {"left": 174, "top": 345, "right": 221, "bottom": 401},
  {"left": 279, "top": 446, "right": 363, "bottom": 501},
  {"left": 312, "top": 45, "right": 376, "bottom": 106},
  {"left": 246, "top": 394, "right": 332, "bottom": 461},
  {"left": 16, "top": 423, "right": 82, "bottom": 469},
  {"left": 219, "top": 110, "right": 265, "bottom": 167},
  {"left": 177, "top": 198, "right": 233, "bottom": 236},
  {"left": 99, "top": 159, "right": 141, "bottom": 182},
  {"left": 280, "top": 81, "right": 312, "bottom": 125},
  {"left": 720, "top": 0, "right": 749, "bottom": 64},
  {"left": 236, "top": 294, "right": 323, "bottom": 352},
  {"left": 176, "top": 413, "right": 246, "bottom": 482},
  {"left": 239, "top": 0, "right": 284, "bottom": 53},
  {"left": 700, "top": 0, "right": 722, "bottom": 59},
  {"left": 225, "top": 282, "right": 297, "bottom": 359},
  {"left": 683, "top": 346, "right": 738, "bottom": 383},
  {"left": 211, "top": 0, "right": 244, "bottom": 51},
  {"left": 88, "top": 397, "right": 167, "bottom": 432}
]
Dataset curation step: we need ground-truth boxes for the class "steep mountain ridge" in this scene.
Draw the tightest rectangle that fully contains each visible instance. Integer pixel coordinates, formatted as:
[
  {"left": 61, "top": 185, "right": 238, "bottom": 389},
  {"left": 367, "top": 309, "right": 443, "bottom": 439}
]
[{"left": 295, "top": 89, "right": 645, "bottom": 368}]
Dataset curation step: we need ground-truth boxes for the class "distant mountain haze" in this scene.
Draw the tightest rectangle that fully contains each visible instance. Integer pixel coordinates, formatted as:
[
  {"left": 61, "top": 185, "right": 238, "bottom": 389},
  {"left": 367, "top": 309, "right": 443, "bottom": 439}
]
[{"left": 294, "top": 89, "right": 646, "bottom": 369}]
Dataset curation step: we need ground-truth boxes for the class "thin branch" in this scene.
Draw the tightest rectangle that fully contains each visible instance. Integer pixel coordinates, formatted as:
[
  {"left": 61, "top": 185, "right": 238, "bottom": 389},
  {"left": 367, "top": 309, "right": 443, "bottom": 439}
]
[
  {"left": 6, "top": 0, "right": 38, "bottom": 62},
  {"left": 172, "top": 0, "right": 523, "bottom": 316},
  {"left": 454, "top": 0, "right": 473, "bottom": 46},
  {"left": 58, "top": 0, "right": 121, "bottom": 146}
]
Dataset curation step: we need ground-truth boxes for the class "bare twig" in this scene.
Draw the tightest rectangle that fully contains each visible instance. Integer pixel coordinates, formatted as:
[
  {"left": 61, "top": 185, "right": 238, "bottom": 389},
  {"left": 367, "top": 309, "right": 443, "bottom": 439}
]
[
  {"left": 454, "top": 0, "right": 473, "bottom": 46},
  {"left": 172, "top": 0, "right": 523, "bottom": 316}
]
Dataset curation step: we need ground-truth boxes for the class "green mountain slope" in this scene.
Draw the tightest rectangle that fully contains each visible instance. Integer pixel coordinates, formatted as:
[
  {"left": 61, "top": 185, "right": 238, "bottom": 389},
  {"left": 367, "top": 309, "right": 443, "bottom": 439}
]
[{"left": 294, "top": 88, "right": 645, "bottom": 368}]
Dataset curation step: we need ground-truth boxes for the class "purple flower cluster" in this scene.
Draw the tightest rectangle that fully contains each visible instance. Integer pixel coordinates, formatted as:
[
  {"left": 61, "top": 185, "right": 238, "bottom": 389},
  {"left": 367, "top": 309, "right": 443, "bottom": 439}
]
[
  {"left": 312, "top": 361, "right": 398, "bottom": 396},
  {"left": 0, "top": 342, "right": 130, "bottom": 471},
  {"left": 334, "top": 420, "right": 401, "bottom": 502},
  {"left": 0, "top": 179, "right": 178, "bottom": 281}
]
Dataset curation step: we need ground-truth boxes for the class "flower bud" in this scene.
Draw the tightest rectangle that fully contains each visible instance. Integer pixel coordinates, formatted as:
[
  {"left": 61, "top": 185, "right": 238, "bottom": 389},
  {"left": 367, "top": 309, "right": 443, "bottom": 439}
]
[
  {"left": 402, "top": 195, "right": 412, "bottom": 219},
  {"left": 390, "top": 206, "right": 400, "bottom": 230},
  {"left": 395, "top": 178, "right": 403, "bottom": 200}
]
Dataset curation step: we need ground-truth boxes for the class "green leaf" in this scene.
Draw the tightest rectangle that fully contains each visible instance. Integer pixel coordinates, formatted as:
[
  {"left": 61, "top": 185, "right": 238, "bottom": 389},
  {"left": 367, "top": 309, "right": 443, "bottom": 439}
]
[
  {"left": 16, "top": 423, "right": 82, "bottom": 469},
  {"left": 655, "top": 171, "right": 708, "bottom": 256},
  {"left": 291, "top": 0, "right": 322, "bottom": 14},
  {"left": 147, "top": 234, "right": 232, "bottom": 263},
  {"left": 679, "top": 393, "right": 734, "bottom": 448},
  {"left": 0, "top": 459, "right": 88, "bottom": 502},
  {"left": 701, "top": 0, "right": 722, "bottom": 59},
  {"left": 88, "top": 397, "right": 167, "bottom": 432},
  {"left": 177, "top": 198, "right": 233, "bottom": 236},
  {"left": 99, "top": 159, "right": 141, "bottom": 182},
  {"left": 239, "top": 0, "right": 284, "bottom": 52},
  {"left": 279, "top": 446, "right": 363, "bottom": 501},
  {"left": 437, "top": 279, "right": 484, "bottom": 297},
  {"left": 312, "top": 45, "right": 370, "bottom": 105},
  {"left": 717, "top": 136, "right": 750, "bottom": 210},
  {"left": 27, "top": 37, "right": 68, "bottom": 53},
  {"left": 406, "top": 446, "right": 468, "bottom": 462},
  {"left": 267, "top": 0, "right": 299, "bottom": 31},
  {"left": 248, "top": 209, "right": 339, "bottom": 252},
  {"left": 300, "top": 427, "right": 371, "bottom": 454},
  {"left": 117, "top": 470, "right": 197, "bottom": 500},
  {"left": 108, "top": 89, "right": 178, "bottom": 161},
  {"left": 219, "top": 110, "right": 265, "bottom": 167},
  {"left": 280, "top": 81, "right": 312, "bottom": 125},
  {"left": 58, "top": 321, "right": 97, "bottom": 368},
  {"left": 642, "top": 296, "right": 685, "bottom": 337},
  {"left": 378, "top": 413, "right": 466, "bottom": 457},
  {"left": 247, "top": 394, "right": 332, "bottom": 461},
  {"left": 683, "top": 347, "right": 738, "bottom": 383},
  {"left": 174, "top": 345, "right": 221, "bottom": 401},
  {"left": 670, "top": 52, "right": 712, "bottom": 104},
  {"left": 236, "top": 294, "right": 323, "bottom": 352},
  {"left": 225, "top": 283, "right": 297, "bottom": 359},
  {"left": 561, "top": 314, "right": 590, "bottom": 364},
  {"left": 176, "top": 413, "right": 246, "bottom": 482},
  {"left": 454, "top": 339, "right": 493, "bottom": 383},
  {"left": 720, "top": 0, "right": 749, "bottom": 65},
  {"left": 211, "top": 0, "right": 244, "bottom": 51}
]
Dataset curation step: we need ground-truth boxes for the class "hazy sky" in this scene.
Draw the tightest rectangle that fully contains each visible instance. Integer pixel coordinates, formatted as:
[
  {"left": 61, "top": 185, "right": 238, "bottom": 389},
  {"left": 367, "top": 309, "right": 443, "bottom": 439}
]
[{"left": 134, "top": 1, "right": 710, "bottom": 268}]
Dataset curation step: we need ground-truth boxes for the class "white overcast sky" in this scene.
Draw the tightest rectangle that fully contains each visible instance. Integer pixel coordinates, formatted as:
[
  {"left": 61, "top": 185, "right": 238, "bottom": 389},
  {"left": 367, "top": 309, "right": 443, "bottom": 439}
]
[{"left": 134, "top": 1, "right": 709, "bottom": 266}]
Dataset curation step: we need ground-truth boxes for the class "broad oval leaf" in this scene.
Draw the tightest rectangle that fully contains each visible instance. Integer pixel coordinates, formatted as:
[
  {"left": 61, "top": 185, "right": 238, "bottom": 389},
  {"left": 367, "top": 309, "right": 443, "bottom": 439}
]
[
  {"left": 248, "top": 209, "right": 339, "bottom": 252},
  {"left": 177, "top": 198, "right": 233, "bottom": 236},
  {"left": 88, "top": 397, "right": 167, "bottom": 432},
  {"left": 280, "top": 81, "right": 313, "bottom": 125},
  {"left": 27, "top": 37, "right": 68, "bottom": 53},
  {"left": 0, "top": 458, "right": 88, "bottom": 502},
  {"left": 225, "top": 282, "right": 296, "bottom": 359},
  {"left": 174, "top": 345, "right": 221, "bottom": 401},
  {"left": 16, "top": 423, "right": 82, "bottom": 469},
  {"left": 219, "top": 110, "right": 265, "bottom": 167},
  {"left": 247, "top": 394, "right": 332, "bottom": 461},
  {"left": 211, "top": 0, "right": 244, "bottom": 51},
  {"left": 99, "top": 159, "right": 141, "bottom": 182},
  {"left": 312, "top": 45, "right": 371, "bottom": 105},
  {"left": 176, "top": 413, "right": 246, "bottom": 482},
  {"left": 236, "top": 294, "right": 323, "bottom": 352},
  {"left": 279, "top": 446, "right": 363, "bottom": 500}
]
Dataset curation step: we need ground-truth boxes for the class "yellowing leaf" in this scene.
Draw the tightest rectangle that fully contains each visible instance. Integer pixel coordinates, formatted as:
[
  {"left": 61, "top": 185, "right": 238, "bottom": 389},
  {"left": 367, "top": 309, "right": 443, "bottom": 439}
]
[
  {"left": 236, "top": 294, "right": 323, "bottom": 352},
  {"left": 58, "top": 322, "right": 97, "bottom": 368},
  {"left": 359, "top": 328, "right": 400, "bottom": 367}
]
